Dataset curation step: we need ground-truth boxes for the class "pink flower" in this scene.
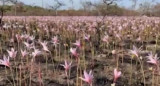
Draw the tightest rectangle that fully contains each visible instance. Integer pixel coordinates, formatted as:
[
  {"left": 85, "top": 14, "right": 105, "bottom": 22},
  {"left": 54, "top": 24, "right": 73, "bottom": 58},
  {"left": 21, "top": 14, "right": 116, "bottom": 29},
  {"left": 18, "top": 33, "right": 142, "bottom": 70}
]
[
  {"left": 113, "top": 68, "right": 121, "bottom": 83},
  {"left": 28, "top": 35, "right": 35, "bottom": 41},
  {"left": 10, "top": 38, "right": 14, "bottom": 43},
  {"left": 52, "top": 36, "right": 59, "bottom": 46},
  {"left": 7, "top": 48, "right": 17, "bottom": 58},
  {"left": 16, "top": 34, "right": 22, "bottom": 42},
  {"left": 79, "top": 70, "right": 94, "bottom": 86},
  {"left": 147, "top": 52, "right": 158, "bottom": 65},
  {"left": 129, "top": 45, "right": 141, "bottom": 57},
  {"left": 70, "top": 48, "right": 78, "bottom": 58},
  {"left": 73, "top": 40, "right": 81, "bottom": 48},
  {"left": 60, "top": 60, "right": 72, "bottom": 76},
  {"left": 32, "top": 49, "right": 41, "bottom": 58},
  {"left": 40, "top": 41, "right": 49, "bottom": 52},
  {"left": 0, "top": 55, "right": 10, "bottom": 67},
  {"left": 115, "top": 33, "right": 121, "bottom": 40},
  {"left": 112, "top": 50, "right": 116, "bottom": 55},
  {"left": 136, "top": 36, "right": 141, "bottom": 41},
  {"left": 23, "top": 42, "right": 34, "bottom": 49},
  {"left": 21, "top": 49, "right": 28, "bottom": 57},
  {"left": 84, "top": 34, "right": 90, "bottom": 41},
  {"left": 21, "top": 34, "right": 30, "bottom": 39},
  {"left": 102, "top": 35, "right": 109, "bottom": 43}
]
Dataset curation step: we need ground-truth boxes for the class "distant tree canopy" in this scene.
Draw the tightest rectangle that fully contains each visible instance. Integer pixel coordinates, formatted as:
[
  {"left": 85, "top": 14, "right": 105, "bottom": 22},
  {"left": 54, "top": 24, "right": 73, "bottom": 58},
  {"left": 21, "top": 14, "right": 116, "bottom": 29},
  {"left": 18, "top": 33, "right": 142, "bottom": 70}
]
[
  {"left": 0, "top": 0, "right": 159, "bottom": 16},
  {"left": 151, "top": 3, "right": 160, "bottom": 17}
]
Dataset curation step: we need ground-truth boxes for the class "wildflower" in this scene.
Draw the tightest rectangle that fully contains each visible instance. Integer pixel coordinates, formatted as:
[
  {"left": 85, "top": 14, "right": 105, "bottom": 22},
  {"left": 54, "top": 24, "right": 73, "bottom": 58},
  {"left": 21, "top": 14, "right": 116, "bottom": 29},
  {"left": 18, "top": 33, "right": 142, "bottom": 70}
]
[
  {"left": 147, "top": 52, "right": 159, "bottom": 65},
  {"left": 16, "top": 34, "right": 22, "bottom": 42},
  {"left": 115, "top": 33, "right": 121, "bottom": 40},
  {"left": 40, "top": 41, "right": 49, "bottom": 52},
  {"left": 7, "top": 48, "right": 17, "bottom": 58},
  {"left": 79, "top": 70, "right": 93, "bottom": 86},
  {"left": 21, "top": 34, "right": 30, "bottom": 39},
  {"left": 64, "top": 43, "right": 68, "bottom": 47},
  {"left": 84, "top": 34, "right": 90, "bottom": 41},
  {"left": 23, "top": 42, "right": 34, "bottom": 49},
  {"left": 28, "top": 35, "right": 35, "bottom": 41},
  {"left": 129, "top": 45, "right": 141, "bottom": 58},
  {"left": 10, "top": 38, "right": 14, "bottom": 43},
  {"left": 70, "top": 48, "right": 78, "bottom": 58},
  {"left": 136, "top": 36, "right": 141, "bottom": 41},
  {"left": 60, "top": 60, "right": 72, "bottom": 76},
  {"left": 73, "top": 40, "right": 81, "bottom": 48},
  {"left": 32, "top": 49, "right": 41, "bottom": 58},
  {"left": 102, "top": 35, "right": 109, "bottom": 43},
  {"left": 0, "top": 55, "right": 10, "bottom": 67},
  {"left": 21, "top": 49, "right": 28, "bottom": 57},
  {"left": 52, "top": 36, "right": 59, "bottom": 46},
  {"left": 112, "top": 50, "right": 116, "bottom": 55},
  {"left": 113, "top": 68, "right": 121, "bottom": 83}
]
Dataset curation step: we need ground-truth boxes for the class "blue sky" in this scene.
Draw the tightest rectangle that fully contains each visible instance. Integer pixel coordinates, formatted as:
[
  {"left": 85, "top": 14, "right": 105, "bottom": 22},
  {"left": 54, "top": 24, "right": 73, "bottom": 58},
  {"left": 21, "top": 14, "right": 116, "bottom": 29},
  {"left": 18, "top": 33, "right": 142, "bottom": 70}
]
[{"left": 18, "top": 0, "right": 160, "bottom": 9}]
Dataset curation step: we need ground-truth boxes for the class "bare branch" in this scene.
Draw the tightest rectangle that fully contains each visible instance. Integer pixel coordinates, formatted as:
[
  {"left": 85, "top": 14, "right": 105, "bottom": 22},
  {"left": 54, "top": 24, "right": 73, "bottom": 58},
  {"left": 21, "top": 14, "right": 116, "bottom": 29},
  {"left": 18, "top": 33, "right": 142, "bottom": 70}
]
[{"left": 48, "top": 0, "right": 65, "bottom": 16}]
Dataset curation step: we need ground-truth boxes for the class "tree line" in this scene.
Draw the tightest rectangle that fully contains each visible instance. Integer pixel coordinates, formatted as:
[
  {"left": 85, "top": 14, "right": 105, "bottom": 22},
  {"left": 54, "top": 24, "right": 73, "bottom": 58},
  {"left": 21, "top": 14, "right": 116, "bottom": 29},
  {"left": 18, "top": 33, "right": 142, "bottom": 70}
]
[{"left": 0, "top": 0, "right": 159, "bottom": 16}]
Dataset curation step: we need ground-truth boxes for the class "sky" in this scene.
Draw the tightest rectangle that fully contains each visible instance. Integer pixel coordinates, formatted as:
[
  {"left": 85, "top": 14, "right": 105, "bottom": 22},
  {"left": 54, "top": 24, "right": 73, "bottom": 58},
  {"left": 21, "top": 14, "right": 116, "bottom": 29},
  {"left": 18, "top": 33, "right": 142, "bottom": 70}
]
[{"left": 18, "top": 0, "right": 160, "bottom": 10}]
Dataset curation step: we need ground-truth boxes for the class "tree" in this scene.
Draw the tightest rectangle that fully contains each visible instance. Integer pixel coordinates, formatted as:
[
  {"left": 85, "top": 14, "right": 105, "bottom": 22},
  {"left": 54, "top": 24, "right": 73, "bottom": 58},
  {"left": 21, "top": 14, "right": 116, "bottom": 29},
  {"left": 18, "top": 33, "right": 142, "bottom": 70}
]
[
  {"left": 150, "top": 3, "right": 160, "bottom": 16},
  {"left": 130, "top": 0, "right": 155, "bottom": 9},
  {"left": 16, "top": 2, "right": 25, "bottom": 13},
  {"left": 138, "top": 1, "right": 153, "bottom": 16},
  {"left": 3, "top": 0, "right": 19, "bottom": 15},
  {"left": 0, "top": 0, "right": 8, "bottom": 25},
  {"left": 0, "top": 0, "right": 24, "bottom": 26},
  {"left": 49, "top": 0, "right": 65, "bottom": 16},
  {"left": 81, "top": 0, "right": 119, "bottom": 16},
  {"left": 80, "top": 1, "right": 93, "bottom": 15}
]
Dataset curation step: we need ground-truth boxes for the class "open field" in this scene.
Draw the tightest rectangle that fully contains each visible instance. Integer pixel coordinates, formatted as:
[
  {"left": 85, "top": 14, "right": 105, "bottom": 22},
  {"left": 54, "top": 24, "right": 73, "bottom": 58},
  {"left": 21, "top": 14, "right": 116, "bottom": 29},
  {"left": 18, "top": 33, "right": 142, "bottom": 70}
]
[{"left": 0, "top": 16, "right": 160, "bottom": 86}]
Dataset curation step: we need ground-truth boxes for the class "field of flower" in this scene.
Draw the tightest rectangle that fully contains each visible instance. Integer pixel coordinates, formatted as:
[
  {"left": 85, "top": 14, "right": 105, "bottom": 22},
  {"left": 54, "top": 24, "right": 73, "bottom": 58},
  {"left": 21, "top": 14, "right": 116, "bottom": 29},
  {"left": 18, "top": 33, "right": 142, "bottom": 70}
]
[{"left": 0, "top": 16, "right": 160, "bottom": 86}]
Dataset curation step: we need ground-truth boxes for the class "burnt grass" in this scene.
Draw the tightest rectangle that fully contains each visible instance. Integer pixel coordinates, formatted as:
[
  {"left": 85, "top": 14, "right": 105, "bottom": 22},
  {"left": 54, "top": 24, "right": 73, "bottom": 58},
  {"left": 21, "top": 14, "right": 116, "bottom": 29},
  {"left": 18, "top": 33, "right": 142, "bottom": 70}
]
[
  {"left": 0, "top": 39, "right": 158, "bottom": 86},
  {"left": 0, "top": 17, "right": 160, "bottom": 86}
]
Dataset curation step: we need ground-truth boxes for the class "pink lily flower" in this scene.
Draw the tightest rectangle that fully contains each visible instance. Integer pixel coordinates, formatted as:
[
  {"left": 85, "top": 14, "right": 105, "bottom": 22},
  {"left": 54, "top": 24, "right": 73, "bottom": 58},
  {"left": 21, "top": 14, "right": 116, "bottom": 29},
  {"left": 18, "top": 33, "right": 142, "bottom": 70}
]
[
  {"left": 16, "top": 34, "right": 22, "bottom": 42},
  {"left": 73, "top": 40, "right": 81, "bottom": 48},
  {"left": 70, "top": 48, "right": 78, "bottom": 58},
  {"left": 0, "top": 55, "right": 10, "bottom": 67},
  {"left": 7, "top": 48, "right": 17, "bottom": 58},
  {"left": 113, "top": 68, "right": 121, "bottom": 83},
  {"left": 84, "top": 34, "right": 90, "bottom": 41},
  {"left": 40, "top": 41, "right": 49, "bottom": 52},
  {"left": 60, "top": 60, "right": 72, "bottom": 76},
  {"left": 79, "top": 70, "right": 94, "bottom": 86},
  {"left": 129, "top": 45, "right": 141, "bottom": 58},
  {"left": 147, "top": 52, "right": 159, "bottom": 65},
  {"left": 21, "top": 34, "right": 30, "bottom": 39},
  {"left": 23, "top": 42, "right": 34, "bottom": 49},
  {"left": 115, "top": 33, "right": 121, "bottom": 40},
  {"left": 28, "top": 35, "right": 35, "bottom": 41},
  {"left": 112, "top": 50, "right": 116, "bottom": 55},
  {"left": 21, "top": 49, "right": 28, "bottom": 57},
  {"left": 102, "top": 35, "right": 109, "bottom": 43},
  {"left": 32, "top": 49, "right": 41, "bottom": 58},
  {"left": 10, "top": 38, "right": 14, "bottom": 43},
  {"left": 52, "top": 36, "right": 59, "bottom": 46},
  {"left": 136, "top": 36, "right": 141, "bottom": 41}
]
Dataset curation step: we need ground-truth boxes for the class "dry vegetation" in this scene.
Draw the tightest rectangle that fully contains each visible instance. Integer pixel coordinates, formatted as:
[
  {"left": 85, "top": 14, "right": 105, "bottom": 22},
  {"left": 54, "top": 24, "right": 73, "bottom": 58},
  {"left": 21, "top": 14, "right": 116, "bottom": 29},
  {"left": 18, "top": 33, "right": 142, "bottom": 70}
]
[{"left": 0, "top": 16, "right": 159, "bottom": 86}]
